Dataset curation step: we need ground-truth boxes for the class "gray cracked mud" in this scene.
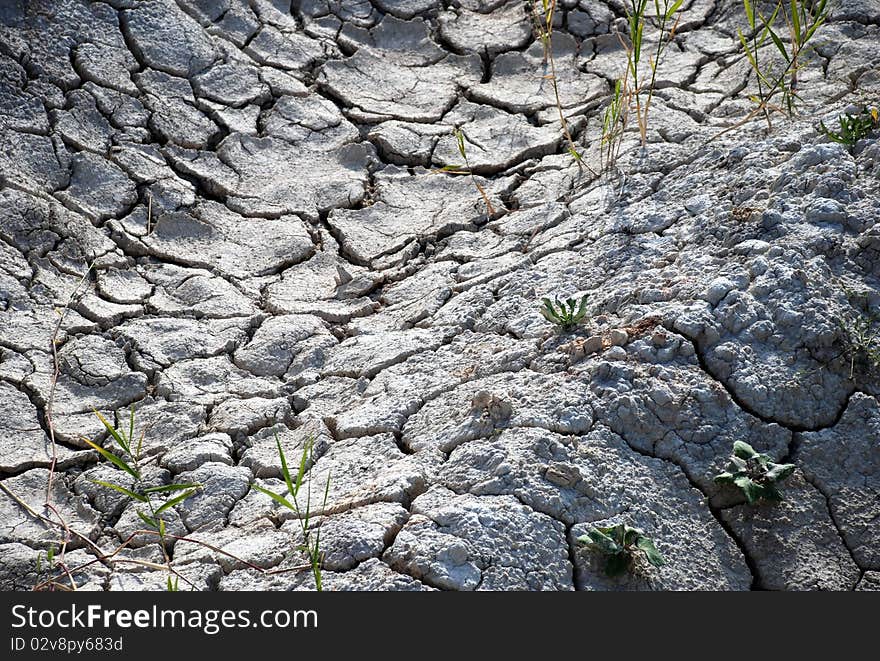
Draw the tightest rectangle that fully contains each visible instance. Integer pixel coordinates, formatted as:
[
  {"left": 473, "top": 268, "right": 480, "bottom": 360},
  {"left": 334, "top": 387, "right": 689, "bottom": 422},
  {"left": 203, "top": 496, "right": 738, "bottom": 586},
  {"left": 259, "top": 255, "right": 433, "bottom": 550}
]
[{"left": 1, "top": 0, "right": 879, "bottom": 591}]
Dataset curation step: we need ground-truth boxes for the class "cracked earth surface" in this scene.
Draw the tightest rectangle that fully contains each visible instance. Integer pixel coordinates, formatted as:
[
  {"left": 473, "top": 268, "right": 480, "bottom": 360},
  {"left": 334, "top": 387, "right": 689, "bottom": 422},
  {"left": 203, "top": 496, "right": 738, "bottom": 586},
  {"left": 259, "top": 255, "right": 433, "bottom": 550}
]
[{"left": 1, "top": 0, "right": 879, "bottom": 591}]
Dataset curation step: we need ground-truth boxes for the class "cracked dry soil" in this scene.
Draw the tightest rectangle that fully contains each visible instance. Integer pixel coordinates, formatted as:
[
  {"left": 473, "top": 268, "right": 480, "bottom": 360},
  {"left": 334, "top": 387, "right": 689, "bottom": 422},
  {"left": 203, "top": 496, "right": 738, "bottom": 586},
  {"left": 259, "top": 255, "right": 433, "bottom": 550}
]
[{"left": 1, "top": 0, "right": 880, "bottom": 591}]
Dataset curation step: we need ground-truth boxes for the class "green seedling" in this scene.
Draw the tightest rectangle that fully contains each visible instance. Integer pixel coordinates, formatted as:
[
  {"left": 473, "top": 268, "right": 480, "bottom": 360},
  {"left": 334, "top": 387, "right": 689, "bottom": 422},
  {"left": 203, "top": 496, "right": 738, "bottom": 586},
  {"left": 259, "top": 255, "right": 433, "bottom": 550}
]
[
  {"left": 841, "top": 309, "right": 880, "bottom": 379},
  {"left": 715, "top": 441, "right": 795, "bottom": 504},
  {"left": 540, "top": 295, "right": 588, "bottom": 331},
  {"left": 35, "top": 546, "right": 56, "bottom": 576},
  {"left": 738, "top": 0, "right": 830, "bottom": 128},
  {"left": 598, "top": 0, "right": 682, "bottom": 170},
  {"left": 577, "top": 523, "right": 665, "bottom": 577},
  {"left": 85, "top": 408, "right": 201, "bottom": 584},
  {"left": 623, "top": 0, "right": 684, "bottom": 147},
  {"left": 820, "top": 107, "right": 879, "bottom": 152},
  {"left": 600, "top": 78, "right": 629, "bottom": 171},
  {"left": 251, "top": 435, "right": 330, "bottom": 591},
  {"left": 21, "top": 399, "right": 306, "bottom": 591}
]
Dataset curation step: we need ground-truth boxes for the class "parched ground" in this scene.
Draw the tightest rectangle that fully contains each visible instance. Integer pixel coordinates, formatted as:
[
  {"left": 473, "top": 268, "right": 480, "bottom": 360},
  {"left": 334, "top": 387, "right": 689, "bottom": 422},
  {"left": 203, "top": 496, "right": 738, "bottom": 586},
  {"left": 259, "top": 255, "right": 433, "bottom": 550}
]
[{"left": 1, "top": 0, "right": 879, "bottom": 591}]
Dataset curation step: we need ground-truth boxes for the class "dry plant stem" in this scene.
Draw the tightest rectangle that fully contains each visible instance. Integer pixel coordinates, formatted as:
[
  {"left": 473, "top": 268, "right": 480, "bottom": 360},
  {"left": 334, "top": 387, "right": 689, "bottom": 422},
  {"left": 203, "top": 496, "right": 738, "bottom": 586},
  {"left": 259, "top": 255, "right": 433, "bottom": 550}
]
[
  {"left": 0, "top": 481, "right": 106, "bottom": 558},
  {"left": 30, "top": 531, "right": 186, "bottom": 592},
  {"left": 709, "top": 106, "right": 766, "bottom": 141},
  {"left": 545, "top": 37, "right": 575, "bottom": 165},
  {"left": 441, "top": 128, "right": 497, "bottom": 216},
  {"left": 37, "top": 521, "right": 311, "bottom": 591},
  {"left": 45, "top": 263, "right": 94, "bottom": 502},
  {"left": 782, "top": 9, "right": 799, "bottom": 106},
  {"left": 708, "top": 99, "right": 786, "bottom": 142},
  {"left": 547, "top": 46, "right": 596, "bottom": 176},
  {"left": 533, "top": 0, "right": 595, "bottom": 175},
  {"left": 38, "top": 262, "right": 94, "bottom": 585},
  {"left": 624, "top": 1, "right": 646, "bottom": 145},
  {"left": 461, "top": 140, "right": 496, "bottom": 216},
  {"left": 146, "top": 194, "right": 153, "bottom": 234}
]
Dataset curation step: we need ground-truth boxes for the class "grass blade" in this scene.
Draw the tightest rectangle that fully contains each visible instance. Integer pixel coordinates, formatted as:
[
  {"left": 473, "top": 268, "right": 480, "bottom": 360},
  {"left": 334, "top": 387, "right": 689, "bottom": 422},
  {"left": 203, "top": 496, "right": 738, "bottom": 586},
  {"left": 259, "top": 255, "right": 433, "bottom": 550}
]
[
  {"left": 764, "top": 24, "right": 790, "bottom": 63},
  {"left": 294, "top": 438, "right": 312, "bottom": 499},
  {"left": 455, "top": 128, "right": 466, "bottom": 160},
  {"left": 81, "top": 437, "right": 139, "bottom": 479},
  {"left": 90, "top": 479, "right": 147, "bottom": 503},
  {"left": 252, "top": 484, "right": 297, "bottom": 512},
  {"left": 93, "top": 409, "right": 129, "bottom": 455},
  {"left": 275, "top": 434, "right": 296, "bottom": 500},
  {"left": 128, "top": 406, "right": 135, "bottom": 451},
  {"left": 136, "top": 509, "right": 157, "bottom": 529},
  {"left": 142, "top": 483, "right": 201, "bottom": 494},
  {"left": 743, "top": 0, "right": 754, "bottom": 29},
  {"left": 738, "top": 29, "right": 758, "bottom": 69},
  {"left": 154, "top": 489, "right": 197, "bottom": 516}
]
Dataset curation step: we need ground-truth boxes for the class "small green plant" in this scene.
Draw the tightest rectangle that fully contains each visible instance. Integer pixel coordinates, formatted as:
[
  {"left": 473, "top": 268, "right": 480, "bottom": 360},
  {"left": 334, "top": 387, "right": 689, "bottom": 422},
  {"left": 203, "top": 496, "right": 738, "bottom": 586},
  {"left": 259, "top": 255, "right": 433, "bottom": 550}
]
[
  {"left": 738, "top": 0, "right": 830, "bottom": 128},
  {"left": 598, "top": 1, "right": 682, "bottom": 170},
  {"left": 600, "top": 78, "right": 629, "bottom": 171},
  {"left": 714, "top": 441, "right": 795, "bottom": 504},
  {"left": 622, "top": 0, "right": 684, "bottom": 147},
  {"left": 85, "top": 408, "right": 201, "bottom": 584},
  {"left": 34, "top": 546, "right": 57, "bottom": 584},
  {"left": 820, "top": 106, "right": 880, "bottom": 152},
  {"left": 540, "top": 295, "right": 588, "bottom": 331},
  {"left": 577, "top": 523, "right": 665, "bottom": 577},
  {"left": 841, "top": 309, "right": 880, "bottom": 379},
  {"left": 251, "top": 435, "right": 330, "bottom": 591},
  {"left": 12, "top": 402, "right": 321, "bottom": 591}
]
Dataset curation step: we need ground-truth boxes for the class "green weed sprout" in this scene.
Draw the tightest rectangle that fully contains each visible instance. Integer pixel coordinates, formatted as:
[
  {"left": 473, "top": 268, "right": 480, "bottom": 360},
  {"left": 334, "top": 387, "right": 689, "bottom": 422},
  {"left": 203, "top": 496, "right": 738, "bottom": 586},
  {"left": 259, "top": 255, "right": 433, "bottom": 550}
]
[
  {"left": 34, "top": 546, "right": 57, "bottom": 581},
  {"left": 85, "top": 409, "right": 201, "bottom": 568},
  {"left": 820, "top": 107, "right": 879, "bottom": 152},
  {"left": 27, "top": 408, "right": 321, "bottom": 591},
  {"left": 624, "top": 0, "right": 684, "bottom": 147},
  {"left": 540, "top": 295, "right": 588, "bottom": 331},
  {"left": 714, "top": 441, "right": 795, "bottom": 504},
  {"left": 577, "top": 523, "right": 665, "bottom": 577},
  {"left": 599, "top": 1, "right": 682, "bottom": 170},
  {"left": 600, "top": 78, "right": 628, "bottom": 171},
  {"left": 841, "top": 309, "right": 880, "bottom": 379},
  {"left": 250, "top": 435, "right": 330, "bottom": 591},
  {"left": 738, "top": 0, "right": 830, "bottom": 127}
]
